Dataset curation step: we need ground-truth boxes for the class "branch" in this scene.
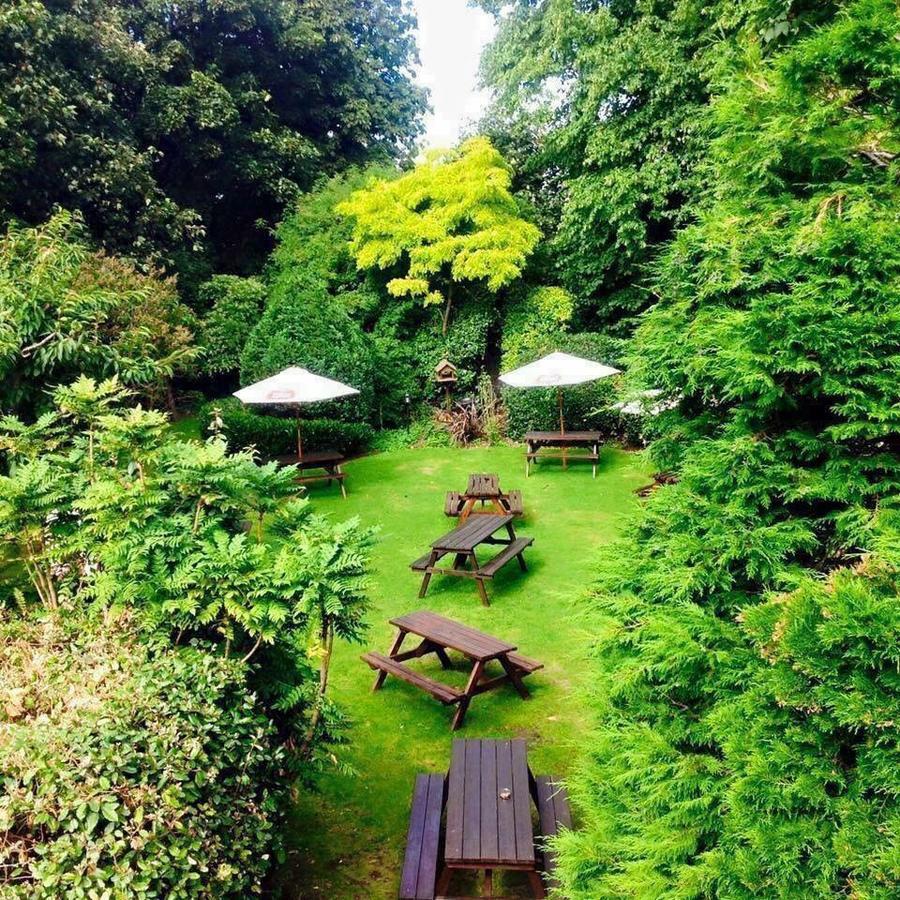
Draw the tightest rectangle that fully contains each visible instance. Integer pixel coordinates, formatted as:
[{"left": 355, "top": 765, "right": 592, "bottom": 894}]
[{"left": 20, "top": 332, "right": 58, "bottom": 358}]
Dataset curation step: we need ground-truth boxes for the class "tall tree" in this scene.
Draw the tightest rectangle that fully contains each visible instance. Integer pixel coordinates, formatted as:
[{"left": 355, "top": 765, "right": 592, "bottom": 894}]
[
  {"left": 558, "top": 2, "right": 900, "bottom": 895},
  {"left": 476, "top": 0, "right": 840, "bottom": 329},
  {"left": 0, "top": 0, "right": 426, "bottom": 289},
  {"left": 338, "top": 136, "right": 541, "bottom": 334}
]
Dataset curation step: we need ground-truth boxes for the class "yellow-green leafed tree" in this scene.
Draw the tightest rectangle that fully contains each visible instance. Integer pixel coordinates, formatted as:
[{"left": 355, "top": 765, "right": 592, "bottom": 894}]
[{"left": 338, "top": 136, "right": 540, "bottom": 333}]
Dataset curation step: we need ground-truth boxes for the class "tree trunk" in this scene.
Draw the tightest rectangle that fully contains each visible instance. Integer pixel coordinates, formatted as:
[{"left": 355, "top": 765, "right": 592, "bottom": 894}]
[
  {"left": 299, "top": 618, "right": 334, "bottom": 759},
  {"left": 441, "top": 283, "right": 454, "bottom": 335}
]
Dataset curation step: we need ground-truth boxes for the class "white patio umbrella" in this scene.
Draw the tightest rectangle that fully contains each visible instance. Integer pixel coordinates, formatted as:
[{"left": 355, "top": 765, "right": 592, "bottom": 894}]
[
  {"left": 233, "top": 366, "right": 359, "bottom": 458},
  {"left": 499, "top": 351, "right": 620, "bottom": 434}
]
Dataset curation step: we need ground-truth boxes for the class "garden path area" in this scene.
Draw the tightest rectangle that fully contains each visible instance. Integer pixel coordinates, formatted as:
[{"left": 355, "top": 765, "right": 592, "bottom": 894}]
[{"left": 274, "top": 444, "right": 650, "bottom": 899}]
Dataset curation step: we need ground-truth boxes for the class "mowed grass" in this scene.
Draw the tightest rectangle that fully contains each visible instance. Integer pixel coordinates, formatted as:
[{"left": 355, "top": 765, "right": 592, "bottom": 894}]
[{"left": 274, "top": 444, "right": 649, "bottom": 899}]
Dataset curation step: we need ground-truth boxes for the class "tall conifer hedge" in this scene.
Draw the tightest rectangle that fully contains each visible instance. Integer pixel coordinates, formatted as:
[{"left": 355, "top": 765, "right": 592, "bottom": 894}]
[{"left": 558, "top": 2, "right": 900, "bottom": 896}]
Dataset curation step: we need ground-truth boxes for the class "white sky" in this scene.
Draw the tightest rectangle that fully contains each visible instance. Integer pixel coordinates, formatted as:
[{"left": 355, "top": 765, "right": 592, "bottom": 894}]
[{"left": 411, "top": 0, "right": 496, "bottom": 150}]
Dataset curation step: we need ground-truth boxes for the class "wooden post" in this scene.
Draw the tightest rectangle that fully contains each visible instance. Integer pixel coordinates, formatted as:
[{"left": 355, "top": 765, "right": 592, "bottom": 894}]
[
  {"left": 557, "top": 388, "right": 565, "bottom": 435},
  {"left": 295, "top": 406, "right": 303, "bottom": 460}
]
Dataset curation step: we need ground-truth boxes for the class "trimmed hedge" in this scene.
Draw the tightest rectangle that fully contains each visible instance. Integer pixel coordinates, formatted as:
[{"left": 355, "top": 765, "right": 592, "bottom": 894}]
[
  {"left": 0, "top": 612, "right": 286, "bottom": 897},
  {"left": 239, "top": 280, "right": 376, "bottom": 423},
  {"left": 200, "top": 397, "right": 373, "bottom": 457}
]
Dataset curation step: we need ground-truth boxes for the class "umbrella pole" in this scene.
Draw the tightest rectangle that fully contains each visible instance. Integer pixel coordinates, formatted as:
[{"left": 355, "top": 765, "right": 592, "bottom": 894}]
[
  {"left": 557, "top": 388, "right": 565, "bottom": 435},
  {"left": 295, "top": 406, "right": 303, "bottom": 460}
]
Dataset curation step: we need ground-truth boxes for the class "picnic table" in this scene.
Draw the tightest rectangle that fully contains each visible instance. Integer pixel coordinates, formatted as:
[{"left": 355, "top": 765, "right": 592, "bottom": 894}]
[
  {"left": 524, "top": 430, "right": 601, "bottom": 478},
  {"left": 445, "top": 473, "right": 524, "bottom": 522},
  {"left": 411, "top": 514, "right": 533, "bottom": 605},
  {"left": 361, "top": 611, "right": 542, "bottom": 730},
  {"left": 399, "top": 738, "right": 573, "bottom": 899},
  {"left": 275, "top": 449, "right": 348, "bottom": 497}
]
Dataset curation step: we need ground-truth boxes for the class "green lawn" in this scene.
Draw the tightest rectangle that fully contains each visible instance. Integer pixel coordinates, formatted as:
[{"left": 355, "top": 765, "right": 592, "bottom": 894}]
[{"left": 275, "top": 444, "right": 649, "bottom": 899}]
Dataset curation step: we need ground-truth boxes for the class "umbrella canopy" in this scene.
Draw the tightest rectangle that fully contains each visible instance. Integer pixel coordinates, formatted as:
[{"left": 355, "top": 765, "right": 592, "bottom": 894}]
[
  {"left": 614, "top": 388, "right": 678, "bottom": 417},
  {"left": 499, "top": 351, "right": 620, "bottom": 434},
  {"left": 499, "top": 351, "right": 619, "bottom": 388},
  {"left": 234, "top": 367, "right": 359, "bottom": 458}
]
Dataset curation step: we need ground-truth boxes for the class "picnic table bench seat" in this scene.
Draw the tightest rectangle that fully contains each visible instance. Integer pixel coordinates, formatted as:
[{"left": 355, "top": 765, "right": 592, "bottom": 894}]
[
  {"left": 400, "top": 773, "right": 445, "bottom": 900},
  {"left": 506, "top": 489, "right": 524, "bottom": 516},
  {"left": 479, "top": 537, "right": 533, "bottom": 578},
  {"left": 535, "top": 775, "right": 573, "bottom": 889},
  {"left": 444, "top": 491, "right": 464, "bottom": 517},
  {"left": 361, "top": 652, "right": 463, "bottom": 705},
  {"left": 505, "top": 650, "right": 542, "bottom": 675}
]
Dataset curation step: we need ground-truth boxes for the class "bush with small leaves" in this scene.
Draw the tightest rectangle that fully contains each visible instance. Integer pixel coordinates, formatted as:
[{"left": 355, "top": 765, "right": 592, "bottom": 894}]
[{"left": 0, "top": 611, "right": 287, "bottom": 897}]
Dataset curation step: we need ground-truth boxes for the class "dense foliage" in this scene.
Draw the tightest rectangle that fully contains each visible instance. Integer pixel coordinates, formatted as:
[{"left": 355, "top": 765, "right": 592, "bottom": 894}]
[
  {"left": 197, "top": 276, "right": 266, "bottom": 378},
  {"left": 477, "top": 0, "right": 842, "bottom": 329},
  {"left": 240, "top": 280, "right": 376, "bottom": 421},
  {"left": 0, "top": 212, "right": 195, "bottom": 416},
  {"left": 200, "top": 398, "right": 374, "bottom": 457},
  {"left": 0, "top": 378, "right": 375, "bottom": 892},
  {"left": 558, "top": 2, "right": 900, "bottom": 895},
  {"left": 1, "top": 613, "right": 286, "bottom": 897},
  {"left": 0, "top": 0, "right": 426, "bottom": 283}
]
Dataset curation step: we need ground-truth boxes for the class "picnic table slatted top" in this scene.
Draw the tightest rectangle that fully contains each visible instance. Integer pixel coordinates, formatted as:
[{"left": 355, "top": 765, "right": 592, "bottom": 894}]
[
  {"left": 431, "top": 514, "right": 513, "bottom": 552},
  {"left": 391, "top": 611, "right": 516, "bottom": 661},
  {"left": 445, "top": 739, "right": 535, "bottom": 868},
  {"left": 525, "top": 430, "right": 601, "bottom": 442},
  {"left": 274, "top": 450, "right": 344, "bottom": 467}
]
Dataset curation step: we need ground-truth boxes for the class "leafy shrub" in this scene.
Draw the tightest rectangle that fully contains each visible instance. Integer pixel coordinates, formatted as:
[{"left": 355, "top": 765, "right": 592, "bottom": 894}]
[
  {"left": 501, "top": 285, "right": 575, "bottom": 369},
  {"left": 199, "top": 398, "right": 373, "bottom": 457},
  {"left": 0, "top": 212, "right": 196, "bottom": 415},
  {"left": 1, "top": 377, "right": 375, "bottom": 774},
  {"left": 370, "top": 415, "right": 454, "bottom": 452},
  {"left": 0, "top": 611, "right": 286, "bottom": 897},
  {"left": 239, "top": 280, "right": 376, "bottom": 422},
  {"left": 197, "top": 276, "right": 266, "bottom": 376}
]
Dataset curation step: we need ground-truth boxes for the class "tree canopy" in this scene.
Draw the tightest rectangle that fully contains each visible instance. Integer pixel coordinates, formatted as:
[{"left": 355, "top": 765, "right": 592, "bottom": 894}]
[
  {"left": 338, "top": 137, "right": 541, "bottom": 333},
  {"left": 0, "top": 0, "right": 427, "bottom": 285},
  {"left": 0, "top": 211, "right": 195, "bottom": 415},
  {"left": 476, "top": 0, "right": 842, "bottom": 329}
]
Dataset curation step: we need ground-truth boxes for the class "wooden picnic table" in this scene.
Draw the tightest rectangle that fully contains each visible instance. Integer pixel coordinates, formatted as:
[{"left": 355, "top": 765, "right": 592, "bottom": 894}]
[
  {"left": 411, "top": 514, "right": 533, "bottom": 605},
  {"left": 524, "top": 430, "right": 601, "bottom": 478},
  {"left": 400, "top": 738, "right": 573, "bottom": 899},
  {"left": 361, "top": 611, "right": 542, "bottom": 730},
  {"left": 275, "top": 449, "right": 348, "bottom": 497},
  {"left": 445, "top": 473, "right": 524, "bottom": 522}
]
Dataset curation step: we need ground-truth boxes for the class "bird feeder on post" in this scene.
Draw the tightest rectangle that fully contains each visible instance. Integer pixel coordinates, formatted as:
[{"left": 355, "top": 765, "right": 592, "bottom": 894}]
[{"left": 434, "top": 358, "right": 458, "bottom": 410}]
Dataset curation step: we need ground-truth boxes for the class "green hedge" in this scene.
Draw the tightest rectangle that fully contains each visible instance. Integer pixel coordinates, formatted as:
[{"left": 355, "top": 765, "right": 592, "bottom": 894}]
[
  {"left": 200, "top": 398, "right": 373, "bottom": 457},
  {"left": 239, "top": 280, "right": 376, "bottom": 423},
  {"left": 0, "top": 613, "right": 286, "bottom": 897}
]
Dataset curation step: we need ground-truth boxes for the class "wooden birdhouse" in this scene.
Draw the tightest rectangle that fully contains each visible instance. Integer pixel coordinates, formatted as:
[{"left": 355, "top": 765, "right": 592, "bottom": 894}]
[{"left": 434, "top": 358, "right": 458, "bottom": 385}]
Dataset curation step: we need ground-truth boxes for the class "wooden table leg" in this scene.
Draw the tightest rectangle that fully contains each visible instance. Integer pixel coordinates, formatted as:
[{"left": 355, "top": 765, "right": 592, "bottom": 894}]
[
  {"left": 434, "top": 645, "right": 453, "bottom": 669},
  {"left": 419, "top": 550, "right": 438, "bottom": 598},
  {"left": 527, "top": 870, "right": 547, "bottom": 898},
  {"left": 483, "top": 868, "right": 493, "bottom": 897},
  {"left": 435, "top": 866, "right": 452, "bottom": 897},
  {"left": 337, "top": 464, "right": 347, "bottom": 497},
  {"left": 373, "top": 629, "right": 406, "bottom": 691},
  {"left": 499, "top": 655, "right": 530, "bottom": 699},
  {"left": 459, "top": 497, "right": 476, "bottom": 523},
  {"left": 469, "top": 551, "right": 489, "bottom": 605},
  {"left": 451, "top": 659, "right": 484, "bottom": 730}
]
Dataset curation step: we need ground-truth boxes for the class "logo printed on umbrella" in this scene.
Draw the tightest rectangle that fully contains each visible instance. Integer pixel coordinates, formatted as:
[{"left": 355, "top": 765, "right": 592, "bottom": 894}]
[{"left": 266, "top": 389, "right": 297, "bottom": 401}]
